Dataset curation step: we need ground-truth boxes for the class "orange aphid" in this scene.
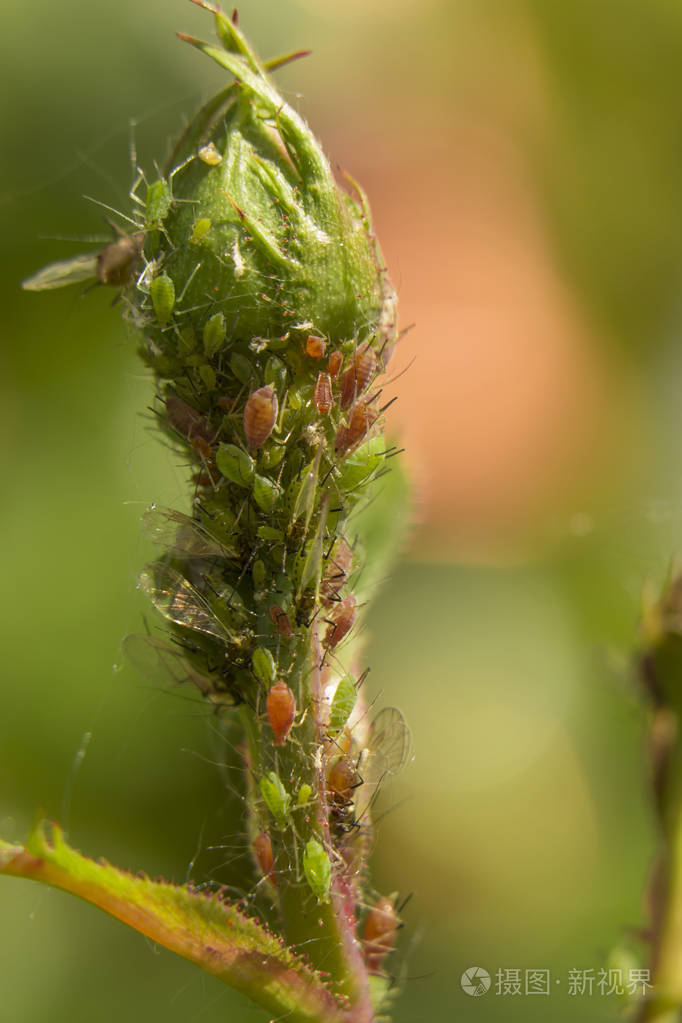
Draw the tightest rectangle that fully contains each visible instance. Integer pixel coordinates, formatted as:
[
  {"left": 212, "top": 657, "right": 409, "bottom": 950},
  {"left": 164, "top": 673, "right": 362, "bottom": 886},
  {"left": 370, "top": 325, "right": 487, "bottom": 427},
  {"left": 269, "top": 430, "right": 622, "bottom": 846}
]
[
  {"left": 327, "top": 757, "right": 358, "bottom": 803},
  {"left": 324, "top": 594, "right": 357, "bottom": 649},
  {"left": 334, "top": 400, "right": 379, "bottom": 455},
  {"left": 267, "top": 681, "right": 296, "bottom": 745},
  {"left": 191, "top": 434, "right": 213, "bottom": 460},
  {"left": 340, "top": 343, "right": 377, "bottom": 410},
  {"left": 321, "top": 537, "right": 353, "bottom": 602},
  {"left": 327, "top": 350, "right": 343, "bottom": 378},
  {"left": 253, "top": 831, "right": 274, "bottom": 880},
  {"left": 306, "top": 335, "right": 327, "bottom": 359},
  {"left": 244, "top": 386, "right": 278, "bottom": 452},
  {"left": 269, "top": 605, "right": 294, "bottom": 638},
  {"left": 313, "top": 371, "right": 333, "bottom": 415},
  {"left": 362, "top": 896, "right": 400, "bottom": 973}
]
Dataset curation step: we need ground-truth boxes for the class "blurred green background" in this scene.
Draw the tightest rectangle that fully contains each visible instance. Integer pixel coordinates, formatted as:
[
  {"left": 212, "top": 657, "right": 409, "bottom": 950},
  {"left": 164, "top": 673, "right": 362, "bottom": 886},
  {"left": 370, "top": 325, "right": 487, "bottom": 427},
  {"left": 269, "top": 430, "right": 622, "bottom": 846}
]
[{"left": 4, "top": 0, "right": 682, "bottom": 1019}]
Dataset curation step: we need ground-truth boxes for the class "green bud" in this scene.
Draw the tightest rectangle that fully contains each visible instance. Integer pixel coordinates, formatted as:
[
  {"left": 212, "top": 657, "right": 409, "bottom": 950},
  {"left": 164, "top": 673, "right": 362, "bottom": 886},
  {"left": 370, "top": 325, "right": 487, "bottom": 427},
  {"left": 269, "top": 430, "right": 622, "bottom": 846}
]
[
  {"left": 216, "top": 444, "right": 255, "bottom": 486},
  {"left": 203, "top": 312, "right": 226, "bottom": 357},
  {"left": 260, "top": 771, "right": 291, "bottom": 825},
  {"left": 150, "top": 273, "right": 175, "bottom": 327},
  {"left": 252, "top": 646, "right": 276, "bottom": 684},
  {"left": 303, "top": 838, "right": 331, "bottom": 902}
]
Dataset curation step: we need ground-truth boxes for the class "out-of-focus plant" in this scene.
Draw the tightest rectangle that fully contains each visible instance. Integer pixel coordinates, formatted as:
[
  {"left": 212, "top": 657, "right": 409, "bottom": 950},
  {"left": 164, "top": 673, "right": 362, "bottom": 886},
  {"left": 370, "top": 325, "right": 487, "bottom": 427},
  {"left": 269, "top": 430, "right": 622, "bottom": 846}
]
[{"left": 2, "top": 4, "right": 411, "bottom": 1021}]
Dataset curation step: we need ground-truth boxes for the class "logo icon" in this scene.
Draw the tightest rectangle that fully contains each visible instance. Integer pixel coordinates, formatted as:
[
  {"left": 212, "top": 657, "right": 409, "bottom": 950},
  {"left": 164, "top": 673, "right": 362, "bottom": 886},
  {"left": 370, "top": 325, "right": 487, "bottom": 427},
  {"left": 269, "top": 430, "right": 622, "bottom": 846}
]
[{"left": 461, "top": 967, "right": 491, "bottom": 997}]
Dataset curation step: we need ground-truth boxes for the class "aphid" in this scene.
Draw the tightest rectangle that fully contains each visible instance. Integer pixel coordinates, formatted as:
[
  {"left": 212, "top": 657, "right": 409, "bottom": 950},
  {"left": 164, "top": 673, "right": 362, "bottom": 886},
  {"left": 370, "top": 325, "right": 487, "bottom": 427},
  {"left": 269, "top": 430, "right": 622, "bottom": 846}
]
[
  {"left": 243, "top": 386, "right": 278, "bottom": 452},
  {"left": 323, "top": 594, "right": 357, "bottom": 649},
  {"left": 327, "top": 756, "right": 359, "bottom": 804},
  {"left": 259, "top": 771, "right": 291, "bottom": 826},
  {"left": 302, "top": 838, "right": 331, "bottom": 902},
  {"left": 138, "top": 561, "right": 232, "bottom": 644},
  {"left": 198, "top": 142, "right": 222, "bottom": 166},
  {"left": 145, "top": 178, "right": 172, "bottom": 231},
  {"left": 306, "top": 335, "right": 326, "bottom": 359},
  {"left": 267, "top": 681, "right": 296, "bottom": 746},
  {"left": 352, "top": 706, "right": 412, "bottom": 823},
  {"left": 216, "top": 443, "right": 255, "bottom": 487},
  {"left": 340, "top": 342, "right": 377, "bottom": 410},
  {"left": 203, "top": 311, "right": 226, "bottom": 357},
  {"left": 252, "top": 831, "right": 274, "bottom": 880},
  {"left": 334, "top": 399, "right": 379, "bottom": 456},
  {"left": 141, "top": 504, "right": 236, "bottom": 560},
  {"left": 321, "top": 537, "right": 353, "bottom": 603},
  {"left": 191, "top": 434, "right": 214, "bottom": 461},
  {"left": 269, "top": 605, "right": 294, "bottom": 639},
  {"left": 362, "top": 896, "right": 400, "bottom": 973},
  {"left": 22, "top": 229, "right": 144, "bottom": 291},
  {"left": 165, "top": 396, "right": 215, "bottom": 444},
  {"left": 327, "top": 675, "right": 357, "bottom": 737},
  {"left": 327, "top": 350, "right": 343, "bottom": 378},
  {"left": 313, "top": 372, "right": 333, "bottom": 415},
  {"left": 150, "top": 272, "right": 175, "bottom": 328},
  {"left": 252, "top": 646, "right": 276, "bottom": 685}
]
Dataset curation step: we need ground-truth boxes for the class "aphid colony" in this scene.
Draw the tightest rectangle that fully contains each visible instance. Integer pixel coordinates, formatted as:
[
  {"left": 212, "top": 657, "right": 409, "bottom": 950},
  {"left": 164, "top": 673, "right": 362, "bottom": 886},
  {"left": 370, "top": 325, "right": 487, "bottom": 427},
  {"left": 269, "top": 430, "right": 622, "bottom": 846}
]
[{"left": 24, "top": 1, "right": 407, "bottom": 997}]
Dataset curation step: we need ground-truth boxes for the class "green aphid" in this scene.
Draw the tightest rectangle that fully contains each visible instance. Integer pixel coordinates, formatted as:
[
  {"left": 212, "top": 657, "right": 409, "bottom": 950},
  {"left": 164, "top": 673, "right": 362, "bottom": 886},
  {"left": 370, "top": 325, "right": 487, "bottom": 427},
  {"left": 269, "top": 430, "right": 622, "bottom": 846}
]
[
  {"left": 199, "top": 363, "right": 216, "bottom": 390},
  {"left": 328, "top": 675, "right": 356, "bottom": 737},
  {"left": 230, "top": 352, "right": 255, "bottom": 385},
  {"left": 288, "top": 449, "right": 321, "bottom": 531},
  {"left": 336, "top": 436, "right": 383, "bottom": 492},
  {"left": 190, "top": 217, "right": 212, "bottom": 244},
  {"left": 216, "top": 443, "right": 255, "bottom": 487},
  {"left": 150, "top": 273, "right": 175, "bottom": 327},
  {"left": 252, "top": 559, "right": 267, "bottom": 592},
  {"left": 145, "top": 179, "right": 172, "bottom": 231},
  {"left": 260, "top": 771, "right": 291, "bottom": 826},
  {"left": 203, "top": 312, "right": 226, "bottom": 357},
  {"left": 297, "top": 783, "right": 312, "bottom": 807},
  {"left": 259, "top": 443, "right": 285, "bottom": 470},
  {"left": 253, "top": 474, "right": 281, "bottom": 513},
  {"left": 178, "top": 325, "right": 197, "bottom": 352},
  {"left": 252, "top": 646, "right": 276, "bottom": 685},
  {"left": 303, "top": 838, "right": 331, "bottom": 902},
  {"left": 265, "top": 355, "right": 288, "bottom": 393}
]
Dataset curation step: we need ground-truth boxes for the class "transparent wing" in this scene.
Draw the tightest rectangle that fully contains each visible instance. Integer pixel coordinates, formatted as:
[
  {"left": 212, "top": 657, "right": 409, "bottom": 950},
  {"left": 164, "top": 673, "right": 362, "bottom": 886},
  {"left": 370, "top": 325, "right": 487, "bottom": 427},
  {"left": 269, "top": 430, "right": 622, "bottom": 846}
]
[
  {"left": 21, "top": 253, "right": 98, "bottom": 291},
  {"left": 353, "top": 706, "right": 411, "bottom": 821},
  {"left": 138, "top": 561, "right": 232, "bottom": 643},
  {"left": 141, "top": 504, "right": 237, "bottom": 560},
  {"left": 123, "top": 633, "right": 215, "bottom": 695}
]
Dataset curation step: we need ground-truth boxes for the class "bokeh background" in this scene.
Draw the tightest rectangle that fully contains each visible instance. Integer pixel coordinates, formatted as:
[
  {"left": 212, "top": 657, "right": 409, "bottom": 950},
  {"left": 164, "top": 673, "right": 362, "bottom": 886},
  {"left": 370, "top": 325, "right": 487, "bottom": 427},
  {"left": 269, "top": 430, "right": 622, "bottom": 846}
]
[{"left": 3, "top": 0, "right": 682, "bottom": 1019}]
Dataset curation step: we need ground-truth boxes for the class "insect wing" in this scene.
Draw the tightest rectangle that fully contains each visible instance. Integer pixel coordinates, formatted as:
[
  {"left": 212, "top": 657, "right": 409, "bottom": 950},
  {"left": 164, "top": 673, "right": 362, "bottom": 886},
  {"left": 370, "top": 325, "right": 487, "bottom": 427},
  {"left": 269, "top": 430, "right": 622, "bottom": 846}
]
[
  {"left": 353, "top": 707, "right": 411, "bottom": 822},
  {"left": 122, "top": 633, "right": 207, "bottom": 692},
  {"left": 141, "top": 505, "right": 236, "bottom": 560},
  {"left": 139, "top": 561, "right": 230, "bottom": 643},
  {"left": 368, "top": 707, "right": 411, "bottom": 777},
  {"left": 21, "top": 253, "right": 98, "bottom": 291}
]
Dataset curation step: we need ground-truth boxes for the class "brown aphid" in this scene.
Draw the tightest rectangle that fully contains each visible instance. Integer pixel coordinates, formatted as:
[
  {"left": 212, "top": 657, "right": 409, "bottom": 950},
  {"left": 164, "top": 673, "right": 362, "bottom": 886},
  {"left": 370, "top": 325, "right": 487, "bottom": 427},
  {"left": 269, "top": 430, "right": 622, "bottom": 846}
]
[
  {"left": 97, "top": 231, "right": 145, "bottom": 286},
  {"left": 191, "top": 434, "right": 214, "bottom": 460},
  {"left": 321, "top": 537, "right": 353, "bottom": 603},
  {"left": 166, "top": 396, "right": 215, "bottom": 443},
  {"left": 362, "top": 896, "right": 400, "bottom": 973},
  {"left": 327, "top": 756, "right": 359, "bottom": 804},
  {"left": 324, "top": 594, "right": 357, "bottom": 649},
  {"left": 269, "top": 605, "right": 295, "bottom": 639},
  {"left": 313, "top": 372, "right": 333, "bottom": 415},
  {"left": 306, "top": 335, "right": 327, "bottom": 359},
  {"left": 244, "top": 386, "right": 278, "bottom": 452},
  {"left": 327, "top": 349, "right": 343, "bottom": 378},
  {"left": 253, "top": 831, "right": 275, "bottom": 880},
  {"left": 267, "top": 681, "right": 296, "bottom": 746},
  {"left": 334, "top": 400, "right": 379, "bottom": 455},
  {"left": 340, "top": 343, "right": 377, "bottom": 410}
]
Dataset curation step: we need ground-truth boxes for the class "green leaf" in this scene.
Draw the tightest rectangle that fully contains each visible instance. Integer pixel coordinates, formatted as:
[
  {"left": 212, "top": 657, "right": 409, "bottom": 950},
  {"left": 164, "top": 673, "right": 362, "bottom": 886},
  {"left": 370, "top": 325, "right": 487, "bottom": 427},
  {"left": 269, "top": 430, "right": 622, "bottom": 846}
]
[{"left": 0, "top": 820, "right": 350, "bottom": 1023}]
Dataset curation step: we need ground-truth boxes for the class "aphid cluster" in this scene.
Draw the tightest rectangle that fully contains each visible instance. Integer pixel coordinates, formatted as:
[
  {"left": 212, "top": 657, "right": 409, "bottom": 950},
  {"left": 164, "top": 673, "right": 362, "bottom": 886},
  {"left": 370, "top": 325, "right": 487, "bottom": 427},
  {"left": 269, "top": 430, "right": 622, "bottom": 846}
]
[{"left": 23, "top": 0, "right": 408, "bottom": 1005}]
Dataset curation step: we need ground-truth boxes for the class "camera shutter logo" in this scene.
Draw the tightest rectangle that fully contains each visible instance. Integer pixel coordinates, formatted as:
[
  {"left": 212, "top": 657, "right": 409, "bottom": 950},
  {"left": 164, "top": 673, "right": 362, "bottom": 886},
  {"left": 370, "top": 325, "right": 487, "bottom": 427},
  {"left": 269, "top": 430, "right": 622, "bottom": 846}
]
[{"left": 461, "top": 967, "right": 491, "bottom": 997}]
